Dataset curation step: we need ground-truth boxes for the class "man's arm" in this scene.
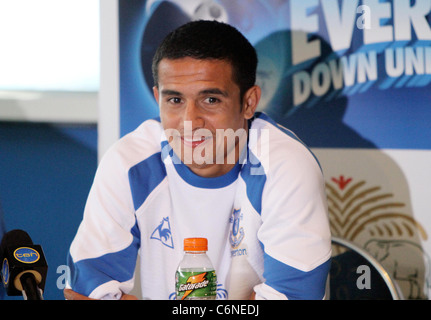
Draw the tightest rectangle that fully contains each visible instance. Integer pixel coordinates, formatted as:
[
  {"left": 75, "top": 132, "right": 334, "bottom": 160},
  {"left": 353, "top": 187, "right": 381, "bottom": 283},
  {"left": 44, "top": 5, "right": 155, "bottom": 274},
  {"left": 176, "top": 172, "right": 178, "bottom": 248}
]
[
  {"left": 64, "top": 289, "right": 137, "bottom": 300},
  {"left": 252, "top": 126, "right": 332, "bottom": 299},
  {"left": 67, "top": 144, "right": 140, "bottom": 299}
]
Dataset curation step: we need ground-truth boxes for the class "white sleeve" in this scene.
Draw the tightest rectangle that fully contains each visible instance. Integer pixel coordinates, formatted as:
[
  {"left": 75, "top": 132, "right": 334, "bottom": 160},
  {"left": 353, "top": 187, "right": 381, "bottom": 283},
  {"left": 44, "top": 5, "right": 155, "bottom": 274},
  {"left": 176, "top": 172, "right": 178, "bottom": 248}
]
[
  {"left": 67, "top": 143, "right": 139, "bottom": 299},
  {"left": 257, "top": 136, "right": 332, "bottom": 300}
]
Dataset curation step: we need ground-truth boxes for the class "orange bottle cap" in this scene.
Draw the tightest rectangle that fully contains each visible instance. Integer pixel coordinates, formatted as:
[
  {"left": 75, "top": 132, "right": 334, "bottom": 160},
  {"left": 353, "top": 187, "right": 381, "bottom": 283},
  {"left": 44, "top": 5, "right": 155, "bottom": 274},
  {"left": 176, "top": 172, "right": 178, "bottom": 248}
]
[{"left": 184, "top": 237, "right": 208, "bottom": 251}]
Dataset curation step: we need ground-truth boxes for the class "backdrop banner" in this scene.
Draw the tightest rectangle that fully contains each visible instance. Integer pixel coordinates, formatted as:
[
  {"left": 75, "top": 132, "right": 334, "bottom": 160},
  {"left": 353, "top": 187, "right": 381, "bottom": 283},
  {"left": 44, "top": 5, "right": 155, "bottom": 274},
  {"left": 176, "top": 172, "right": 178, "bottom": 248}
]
[{"left": 119, "top": 0, "right": 431, "bottom": 299}]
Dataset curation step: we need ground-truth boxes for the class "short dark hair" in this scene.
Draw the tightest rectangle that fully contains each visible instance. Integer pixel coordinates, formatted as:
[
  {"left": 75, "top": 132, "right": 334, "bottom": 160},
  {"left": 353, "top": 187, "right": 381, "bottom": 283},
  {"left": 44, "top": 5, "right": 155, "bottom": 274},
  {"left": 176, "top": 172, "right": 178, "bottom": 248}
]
[{"left": 151, "top": 20, "right": 258, "bottom": 100}]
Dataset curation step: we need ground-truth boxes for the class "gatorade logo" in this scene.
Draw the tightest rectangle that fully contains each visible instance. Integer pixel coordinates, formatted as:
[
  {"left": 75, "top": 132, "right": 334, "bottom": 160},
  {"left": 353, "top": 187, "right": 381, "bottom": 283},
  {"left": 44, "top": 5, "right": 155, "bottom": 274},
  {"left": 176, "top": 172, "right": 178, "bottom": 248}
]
[
  {"left": 178, "top": 272, "right": 209, "bottom": 300},
  {"left": 13, "top": 247, "right": 40, "bottom": 264}
]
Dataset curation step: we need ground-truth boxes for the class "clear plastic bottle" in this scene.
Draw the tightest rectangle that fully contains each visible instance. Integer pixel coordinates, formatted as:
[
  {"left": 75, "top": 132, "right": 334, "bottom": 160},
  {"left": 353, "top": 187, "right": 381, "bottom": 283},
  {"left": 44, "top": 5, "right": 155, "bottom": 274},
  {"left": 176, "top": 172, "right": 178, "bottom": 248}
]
[{"left": 175, "top": 237, "right": 217, "bottom": 300}]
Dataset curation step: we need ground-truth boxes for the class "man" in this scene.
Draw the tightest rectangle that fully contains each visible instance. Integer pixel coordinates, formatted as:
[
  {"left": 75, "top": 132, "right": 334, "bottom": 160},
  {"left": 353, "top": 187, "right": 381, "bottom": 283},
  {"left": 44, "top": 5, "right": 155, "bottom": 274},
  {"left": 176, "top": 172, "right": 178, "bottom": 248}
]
[{"left": 65, "top": 20, "right": 331, "bottom": 300}]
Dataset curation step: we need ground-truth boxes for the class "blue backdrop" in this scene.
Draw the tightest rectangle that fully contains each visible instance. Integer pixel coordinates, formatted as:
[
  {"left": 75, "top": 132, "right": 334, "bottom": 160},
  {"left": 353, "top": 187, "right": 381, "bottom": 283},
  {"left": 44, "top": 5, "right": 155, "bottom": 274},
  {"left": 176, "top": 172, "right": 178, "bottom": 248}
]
[
  {"left": 0, "top": 123, "right": 97, "bottom": 299},
  {"left": 119, "top": 0, "right": 431, "bottom": 150}
]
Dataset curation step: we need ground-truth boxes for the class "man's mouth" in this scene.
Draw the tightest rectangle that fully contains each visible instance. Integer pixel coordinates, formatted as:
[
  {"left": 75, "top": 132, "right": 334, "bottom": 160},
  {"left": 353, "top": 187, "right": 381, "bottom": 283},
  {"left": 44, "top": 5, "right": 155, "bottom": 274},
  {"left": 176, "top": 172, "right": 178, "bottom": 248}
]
[{"left": 181, "top": 135, "right": 211, "bottom": 148}]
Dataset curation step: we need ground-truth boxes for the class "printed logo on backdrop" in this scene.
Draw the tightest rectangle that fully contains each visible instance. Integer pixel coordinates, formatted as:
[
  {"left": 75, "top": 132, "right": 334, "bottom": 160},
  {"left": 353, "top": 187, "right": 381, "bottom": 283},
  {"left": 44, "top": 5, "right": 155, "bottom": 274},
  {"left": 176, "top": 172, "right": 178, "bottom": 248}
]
[
  {"left": 327, "top": 174, "right": 430, "bottom": 299},
  {"left": 121, "top": 0, "right": 431, "bottom": 147},
  {"left": 253, "top": 0, "right": 431, "bottom": 149},
  {"left": 120, "top": 0, "right": 430, "bottom": 148}
]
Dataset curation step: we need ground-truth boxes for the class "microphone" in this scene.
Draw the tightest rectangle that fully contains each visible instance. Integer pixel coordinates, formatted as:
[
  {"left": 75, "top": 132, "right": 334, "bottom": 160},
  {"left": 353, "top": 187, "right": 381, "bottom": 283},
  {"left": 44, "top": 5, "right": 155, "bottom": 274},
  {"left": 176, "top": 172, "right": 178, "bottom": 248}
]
[{"left": 0, "top": 229, "right": 48, "bottom": 300}]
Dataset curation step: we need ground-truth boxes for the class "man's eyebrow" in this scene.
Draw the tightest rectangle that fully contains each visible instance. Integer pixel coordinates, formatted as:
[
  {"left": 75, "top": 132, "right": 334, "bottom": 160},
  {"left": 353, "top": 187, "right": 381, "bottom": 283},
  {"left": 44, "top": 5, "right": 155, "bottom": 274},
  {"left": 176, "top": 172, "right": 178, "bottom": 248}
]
[
  {"left": 161, "top": 89, "right": 183, "bottom": 96},
  {"left": 161, "top": 88, "right": 228, "bottom": 97},
  {"left": 199, "top": 88, "right": 229, "bottom": 97}
]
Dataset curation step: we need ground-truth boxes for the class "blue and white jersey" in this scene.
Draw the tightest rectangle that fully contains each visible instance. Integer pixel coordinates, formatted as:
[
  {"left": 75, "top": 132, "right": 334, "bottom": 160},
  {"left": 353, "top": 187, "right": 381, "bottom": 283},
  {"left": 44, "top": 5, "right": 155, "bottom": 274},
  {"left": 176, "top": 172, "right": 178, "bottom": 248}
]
[{"left": 67, "top": 112, "right": 331, "bottom": 300}]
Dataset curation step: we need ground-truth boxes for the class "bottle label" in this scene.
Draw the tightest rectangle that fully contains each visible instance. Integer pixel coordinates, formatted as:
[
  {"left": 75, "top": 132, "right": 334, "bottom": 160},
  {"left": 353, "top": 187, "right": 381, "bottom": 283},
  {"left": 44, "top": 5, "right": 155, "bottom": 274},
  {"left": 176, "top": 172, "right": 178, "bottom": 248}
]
[{"left": 175, "top": 270, "right": 217, "bottom": 300}]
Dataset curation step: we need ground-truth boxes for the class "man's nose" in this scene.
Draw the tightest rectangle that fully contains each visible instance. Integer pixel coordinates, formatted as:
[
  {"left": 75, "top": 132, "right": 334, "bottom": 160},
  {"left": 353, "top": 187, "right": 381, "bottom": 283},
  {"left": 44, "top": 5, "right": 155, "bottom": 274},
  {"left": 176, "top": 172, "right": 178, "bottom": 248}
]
[{"left": 183, "top": 101, "right": 204, "bottom": 128}]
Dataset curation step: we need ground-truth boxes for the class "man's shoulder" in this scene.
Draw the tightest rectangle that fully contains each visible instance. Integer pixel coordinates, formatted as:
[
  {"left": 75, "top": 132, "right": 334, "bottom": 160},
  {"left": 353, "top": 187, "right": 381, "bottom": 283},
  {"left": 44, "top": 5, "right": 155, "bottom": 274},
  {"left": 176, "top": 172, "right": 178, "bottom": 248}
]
[
  {"left": 248, "top": 112, "right": 321, "bottom": 173},
  {"left": 101, "top": 118, "right": 164, "bottom": 170},
  {"left": 250, "top": 112, "right": 305, "bottom": 146}
]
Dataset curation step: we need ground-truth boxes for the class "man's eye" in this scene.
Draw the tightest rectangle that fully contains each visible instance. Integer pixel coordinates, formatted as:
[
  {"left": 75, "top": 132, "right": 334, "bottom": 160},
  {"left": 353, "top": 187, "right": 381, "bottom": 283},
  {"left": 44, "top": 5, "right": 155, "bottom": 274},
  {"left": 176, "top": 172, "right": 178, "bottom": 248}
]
[
  {"left": 205, "top": 97, "right": 220, "bottom": 104},
  {"left": 168, "top": 97, "right": 182, "bottom": 104}
]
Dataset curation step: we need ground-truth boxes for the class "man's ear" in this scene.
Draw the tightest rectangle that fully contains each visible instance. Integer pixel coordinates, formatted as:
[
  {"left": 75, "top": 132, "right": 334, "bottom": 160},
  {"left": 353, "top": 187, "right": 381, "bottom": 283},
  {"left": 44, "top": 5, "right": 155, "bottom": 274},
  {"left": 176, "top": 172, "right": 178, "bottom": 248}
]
[
  {"left": 153, "top": 86, "right": 160, "bottom": 105},
  {"left": 242, "top": 85, "right": 261, "bottom": 119}
]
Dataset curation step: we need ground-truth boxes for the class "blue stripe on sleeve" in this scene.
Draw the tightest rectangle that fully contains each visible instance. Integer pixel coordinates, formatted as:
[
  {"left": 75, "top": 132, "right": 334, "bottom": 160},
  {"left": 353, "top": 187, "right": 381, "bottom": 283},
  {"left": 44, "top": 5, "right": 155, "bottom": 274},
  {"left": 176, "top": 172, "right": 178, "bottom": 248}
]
[
  {"left": 240, "top": 150, "right": 267, "bottom": 215},
  {"left": 68, "top": 222, "right": 141, "bottom": 297},
  {"left": 128, "top": 152, "right": 167, "bottom": 211},
  {"left": 263, "top": 253, "right": 331, "bottom": 300}
]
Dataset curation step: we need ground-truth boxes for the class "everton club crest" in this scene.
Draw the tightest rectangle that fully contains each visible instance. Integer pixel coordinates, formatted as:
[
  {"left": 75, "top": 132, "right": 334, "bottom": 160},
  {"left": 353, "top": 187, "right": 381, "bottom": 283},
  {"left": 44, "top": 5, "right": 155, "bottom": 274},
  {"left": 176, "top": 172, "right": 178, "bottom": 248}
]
[{"left": 229, "top": 208, "right": 244, "bottom": 249}]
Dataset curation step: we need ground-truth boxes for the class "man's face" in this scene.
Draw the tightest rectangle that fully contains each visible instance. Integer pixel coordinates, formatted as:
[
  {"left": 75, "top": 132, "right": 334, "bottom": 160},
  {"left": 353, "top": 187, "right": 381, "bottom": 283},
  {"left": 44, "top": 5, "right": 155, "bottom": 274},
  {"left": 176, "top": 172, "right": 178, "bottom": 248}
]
[{"left": 153, "top": 57, "right": 260, "bottom": 178}]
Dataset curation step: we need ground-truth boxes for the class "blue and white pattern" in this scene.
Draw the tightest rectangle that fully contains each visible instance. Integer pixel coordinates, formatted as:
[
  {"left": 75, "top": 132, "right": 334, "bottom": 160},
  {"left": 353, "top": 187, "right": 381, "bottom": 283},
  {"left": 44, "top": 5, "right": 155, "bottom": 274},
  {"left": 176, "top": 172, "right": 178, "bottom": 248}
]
[{"left": 67, "top": 113, "right": 331, "bottom": 300}]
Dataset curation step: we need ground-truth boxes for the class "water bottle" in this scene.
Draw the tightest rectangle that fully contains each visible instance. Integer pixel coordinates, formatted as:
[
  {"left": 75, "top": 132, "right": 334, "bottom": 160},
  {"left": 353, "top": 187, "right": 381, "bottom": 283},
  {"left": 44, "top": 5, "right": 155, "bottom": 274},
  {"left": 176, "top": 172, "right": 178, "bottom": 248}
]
[{"left": 175, "top": 237, "right": 217, "bottom": 300}]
